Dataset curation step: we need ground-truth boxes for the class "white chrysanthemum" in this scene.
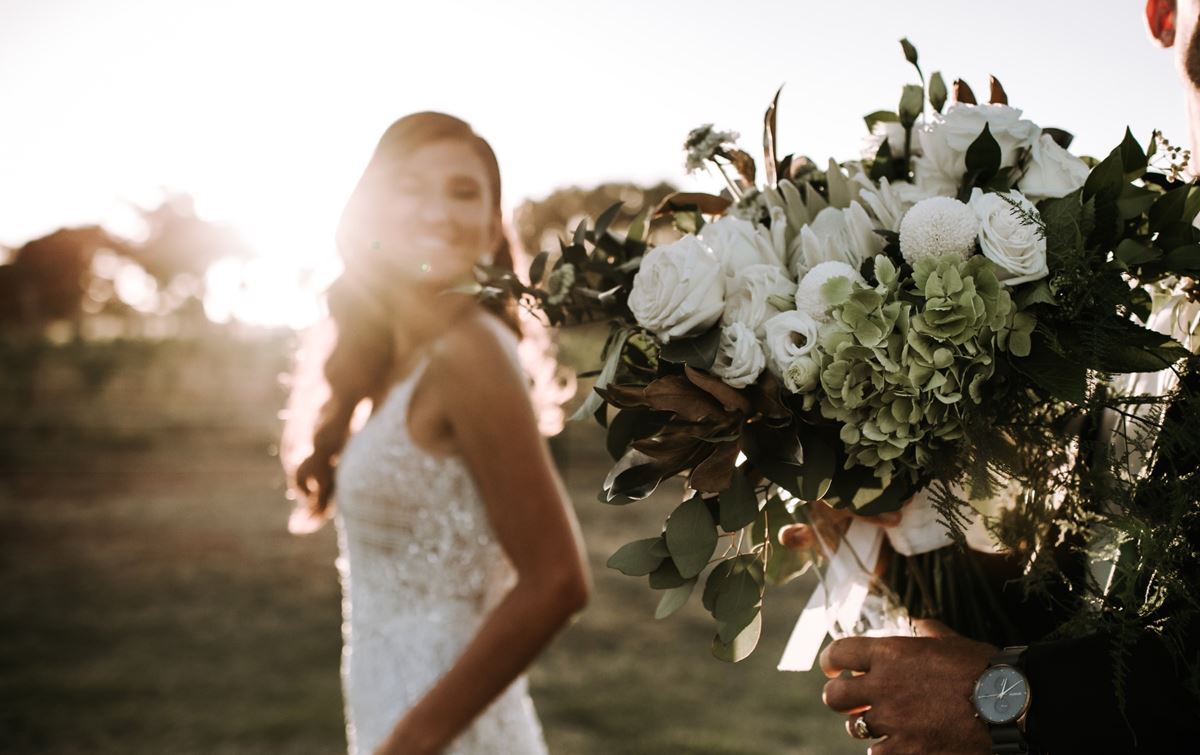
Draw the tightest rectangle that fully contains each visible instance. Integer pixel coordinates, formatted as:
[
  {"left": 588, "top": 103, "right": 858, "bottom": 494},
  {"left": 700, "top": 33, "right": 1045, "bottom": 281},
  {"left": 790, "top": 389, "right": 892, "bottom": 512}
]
[
  {"left": 794, "top": 261, "right": 865, "bottom": 322},
  {"left": 898, "top": 196, "right": 979, "bottom": 265}
]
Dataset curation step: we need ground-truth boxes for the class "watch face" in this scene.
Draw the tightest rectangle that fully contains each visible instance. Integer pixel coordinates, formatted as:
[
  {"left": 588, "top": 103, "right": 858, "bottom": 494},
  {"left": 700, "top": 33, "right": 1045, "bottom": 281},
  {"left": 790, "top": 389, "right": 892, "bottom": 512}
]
[{"left": 972, "top": 665, "right": 1030, "bottom": 724}]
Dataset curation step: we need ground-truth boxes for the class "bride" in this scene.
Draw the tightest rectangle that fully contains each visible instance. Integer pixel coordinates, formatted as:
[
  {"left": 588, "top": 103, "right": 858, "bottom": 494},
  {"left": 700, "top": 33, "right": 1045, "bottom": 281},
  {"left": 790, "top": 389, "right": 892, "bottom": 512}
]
[{"left": 283, "top": 111, "right": 590, "bottom": 755}]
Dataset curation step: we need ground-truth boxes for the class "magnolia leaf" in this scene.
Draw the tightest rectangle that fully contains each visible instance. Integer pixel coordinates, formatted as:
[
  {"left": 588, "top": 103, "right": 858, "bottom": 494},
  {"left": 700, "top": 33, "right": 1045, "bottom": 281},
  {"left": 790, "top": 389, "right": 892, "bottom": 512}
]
[
  {"left": 607, "top": 462, "right": 666, "bottom": 503},
  {"left": 684, "top": 365, "right": 753, "bottom": 415},
  {"left": 593, "top": 201, "right": 624, "bottom": 241},
  {"left": 1151, "top": 184, "right": 1191, "bottom": 233},
  {"left": 570, "top": 328, "right": 631, "bottom": 422},
  {"left": 764, "top": 85, "right": 783, "bottom": 186},
  {"left": 712, "top": 610, "right": 762, "bottom": 663},
  {"left": 626, "top": 207, "right": 651, "bottom": 243},
  {"left": 1042, "top": 128, "right": 1074, "bottom": 149},
  {"left": 607, "top": 538, "right": 667, "bottom": 576},
  {"left": 1166, "top": 244, "right": 1200, "bottom": 270},
  {"left": 655, "top": 191, "right": 732, "bottom": 218},
  {"left": 642, "top": 375, "right": 724, "bottom": 422},
  {"left": 964, "top": 123, "right": 1001, "bottom": 184},
  {"left": 952, "top": 78, "right": 977, "bottom": 105},
  {"left": 863, "top": 110, "right": 900, "bottom": 131},
  {"left": 665, "top": 496, "right": 718, "bottom": 579},
  {"left": 1114, "top": 239, "right": 1161, "bottom": 268},
  {"left": 655, "top": 577, "right": 698, "bottom": 619},
  {"left": 660, "top": 327, "right": 721, "bottom": 370},
  {"left": 689, "top": 441, "right": 740, "bottom": 494},
  {"left": 1117, "top": 127, "right": 1148, "bottom": 180},
  {"left": 988, "top": 75, "right": 1008, "bottom": 105},
  {"left": 528, "top": 251, "right": 550, "bottom": 285},
  {"left": 718, "top": 468, "right": 761, "bottom": 532}
]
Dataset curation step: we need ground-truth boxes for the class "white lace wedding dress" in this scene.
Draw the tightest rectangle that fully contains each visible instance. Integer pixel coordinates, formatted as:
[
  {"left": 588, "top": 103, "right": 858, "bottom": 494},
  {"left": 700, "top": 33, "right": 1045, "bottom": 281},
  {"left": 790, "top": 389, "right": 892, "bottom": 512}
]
[{"left": 333, "top": 357, "right": 549, "bottom": 755}]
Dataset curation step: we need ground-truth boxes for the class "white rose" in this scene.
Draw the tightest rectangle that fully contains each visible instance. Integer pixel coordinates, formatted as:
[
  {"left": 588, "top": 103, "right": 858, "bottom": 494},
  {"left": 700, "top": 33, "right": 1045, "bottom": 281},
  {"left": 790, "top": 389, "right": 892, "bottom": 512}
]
[
  {"left": 628, "top": 235, "right": 725, "bottom": 341},
  {"left": 1019, "top": 133, "right": 1090, "bottom": 201},
  {"left": 763, "top": 310, "right": 821, "bottom": 377},
  {"left": 782, "top": 354, "right": 821, "bottom": 394},
  {"left": 698, "top": 215, "right": 786, "bottom": 278},
  {"left": 913, "top": 104, "right": 1041, "bottom": 197},
  {"left": 789, "top": 201, "right": 882, "bottom": 279},
  {"left": 795, "top": 261, "right": 865, "bottom": 322},
  {"left": 722, "top": 264, "right": 796, "bottom": 336},
  {"left": 711, "top": 322, "right": 767, "bottom": 389},
  {"left": 968, "top": 188, "right": 1049, "bottom": 286}
]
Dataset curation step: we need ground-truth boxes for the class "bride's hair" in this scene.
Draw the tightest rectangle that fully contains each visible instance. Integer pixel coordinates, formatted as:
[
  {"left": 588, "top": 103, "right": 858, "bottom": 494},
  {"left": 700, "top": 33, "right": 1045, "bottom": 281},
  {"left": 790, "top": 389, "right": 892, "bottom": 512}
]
[{"left": 281, "top": 112, "right": 532, "bottom": 527}]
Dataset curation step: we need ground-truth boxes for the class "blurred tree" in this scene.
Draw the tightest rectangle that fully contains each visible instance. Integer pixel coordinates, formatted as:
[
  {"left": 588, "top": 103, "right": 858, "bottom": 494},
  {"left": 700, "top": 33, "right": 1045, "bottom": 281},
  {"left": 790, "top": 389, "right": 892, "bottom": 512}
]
[
  {"left": 0, "top": 226, "right": 138, "bottom": 334},
  {"left": 512, "top": 181, "right": 677, "bottom": 261},
  {"left": 129, "top": 192, "right": 252, "bottom": 289}
]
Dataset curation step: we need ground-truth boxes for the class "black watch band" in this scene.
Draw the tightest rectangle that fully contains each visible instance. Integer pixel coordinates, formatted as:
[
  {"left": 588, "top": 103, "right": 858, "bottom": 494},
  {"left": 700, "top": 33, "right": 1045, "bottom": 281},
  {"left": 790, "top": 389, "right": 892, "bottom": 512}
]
[{"left": 987, "top": 646, "right": 1030, "bottom": 755}]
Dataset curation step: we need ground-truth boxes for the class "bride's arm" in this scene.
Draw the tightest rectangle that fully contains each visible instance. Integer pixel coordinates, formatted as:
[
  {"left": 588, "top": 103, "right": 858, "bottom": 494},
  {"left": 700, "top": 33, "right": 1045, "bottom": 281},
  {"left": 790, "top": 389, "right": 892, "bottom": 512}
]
[{"left": 375, "top": 313, "right": 591, "bottom": 755}]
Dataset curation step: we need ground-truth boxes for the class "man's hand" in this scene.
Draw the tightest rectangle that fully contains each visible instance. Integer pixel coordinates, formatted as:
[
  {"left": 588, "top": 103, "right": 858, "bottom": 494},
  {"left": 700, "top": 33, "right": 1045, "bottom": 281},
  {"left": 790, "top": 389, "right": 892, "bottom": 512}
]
[{"left": 819, "top": 619, "right": 996, "bottom": 755}]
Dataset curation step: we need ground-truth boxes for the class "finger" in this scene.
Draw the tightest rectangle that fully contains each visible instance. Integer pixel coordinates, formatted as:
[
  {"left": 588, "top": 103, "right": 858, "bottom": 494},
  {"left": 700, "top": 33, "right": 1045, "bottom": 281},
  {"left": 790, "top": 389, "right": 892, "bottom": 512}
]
[
  {"left": 824, "top": 675, "right": 872, "bottom": 713},
  {"left": 867, "top": 737, "right": 894, "bottom": 755},
  {"left": 820, "top": 637, "right": 875, "bottom": 677},
  {"left": 778, "top": 524, "right": 814, "bottom": 550},
  {"left": 845, "top": 709, "right": 889, "bottom": 740},
  {"left": 913, "top": 618, "right": 956, "bottom": 638}
]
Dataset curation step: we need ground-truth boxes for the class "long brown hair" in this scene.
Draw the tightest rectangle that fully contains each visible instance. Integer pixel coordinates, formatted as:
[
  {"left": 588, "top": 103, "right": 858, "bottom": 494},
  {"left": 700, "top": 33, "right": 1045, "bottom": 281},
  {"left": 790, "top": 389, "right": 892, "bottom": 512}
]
[{"left": 289, "top": 112, "right": 517, "bottom": 518}]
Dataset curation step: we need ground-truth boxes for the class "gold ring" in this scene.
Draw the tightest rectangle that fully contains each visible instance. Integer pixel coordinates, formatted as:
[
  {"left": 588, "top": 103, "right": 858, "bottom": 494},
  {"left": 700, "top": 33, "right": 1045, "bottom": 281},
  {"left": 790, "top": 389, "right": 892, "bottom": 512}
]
[{"left": 850, "top": 713, "right": 874, "bottom": 740}]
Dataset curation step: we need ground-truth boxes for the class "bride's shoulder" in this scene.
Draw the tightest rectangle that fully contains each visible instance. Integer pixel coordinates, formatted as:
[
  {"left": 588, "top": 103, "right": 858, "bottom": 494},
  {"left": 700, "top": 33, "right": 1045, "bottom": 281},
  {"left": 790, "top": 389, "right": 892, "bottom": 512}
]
[{"left": 428, "top": 308, "right": 522, "bottom": 383}]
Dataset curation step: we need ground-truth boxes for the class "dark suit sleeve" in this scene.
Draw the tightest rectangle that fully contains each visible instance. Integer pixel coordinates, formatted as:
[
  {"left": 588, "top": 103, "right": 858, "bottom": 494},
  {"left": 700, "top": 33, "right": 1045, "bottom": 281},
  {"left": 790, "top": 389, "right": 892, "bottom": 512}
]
[{"left": 1023, "top": 629, "right": 1199, "bottom": 754}]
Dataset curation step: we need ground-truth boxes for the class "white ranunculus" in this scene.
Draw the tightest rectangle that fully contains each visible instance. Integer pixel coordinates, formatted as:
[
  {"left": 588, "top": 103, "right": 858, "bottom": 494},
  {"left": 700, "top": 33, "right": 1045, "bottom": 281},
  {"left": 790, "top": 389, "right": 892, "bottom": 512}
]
[
  {"left": 711, "top": 322, "right": 767, "bottom": 389},
  {"left": 722, "top": 264, "right": 797, "bottom": 336},
  {"left": 763, "top": 310, "right": 821, "bottom": 377},
  {"left": 913, "top": 104, "right": 1041, "bottom": 197},
  {"left": 968, "top": 189, "right": 1049, "bottom": 286},
  {"left": 698, "top": 215, "right": 786, "bottom": 278},
  {"left": 795, "top": 261, "right": 865, "bottom": 322},
  {"left": 899, "top": 196, "right": 980, "bottom": 265},
  {"left": 628, "top": 235, "right": 725, "bottom": 342},
  {"left": 789, "top": 201, "right": 883, "bottom": 279},
  {"left": 1019, "top": 133, "right": 1090, "bottom": 201},
  {"left": 782, "top": 354, "right": 821, "bottom": 394}
]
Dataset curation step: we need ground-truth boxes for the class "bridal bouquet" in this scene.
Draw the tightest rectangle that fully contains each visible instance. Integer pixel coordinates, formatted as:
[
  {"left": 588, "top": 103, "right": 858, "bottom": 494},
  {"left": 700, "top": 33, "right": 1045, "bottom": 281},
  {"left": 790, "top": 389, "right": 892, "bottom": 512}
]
[{"left": 481, "top": 40, "right": 1199, "bottom": 661}]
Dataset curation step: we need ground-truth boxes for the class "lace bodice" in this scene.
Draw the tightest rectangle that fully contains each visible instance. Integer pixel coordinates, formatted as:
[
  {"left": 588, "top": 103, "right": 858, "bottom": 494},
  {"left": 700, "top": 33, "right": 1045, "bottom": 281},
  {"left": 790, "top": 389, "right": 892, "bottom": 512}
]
[{"left": 333, "top": 356, "right": 548, "bottom": 755}]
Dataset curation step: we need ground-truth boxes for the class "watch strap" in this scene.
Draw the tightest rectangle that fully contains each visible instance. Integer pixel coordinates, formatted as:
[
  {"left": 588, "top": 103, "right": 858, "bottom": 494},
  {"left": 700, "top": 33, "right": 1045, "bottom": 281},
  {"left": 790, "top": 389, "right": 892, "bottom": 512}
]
[{"left": 986, "top": 646, "right": 1031, "bottom": 755}]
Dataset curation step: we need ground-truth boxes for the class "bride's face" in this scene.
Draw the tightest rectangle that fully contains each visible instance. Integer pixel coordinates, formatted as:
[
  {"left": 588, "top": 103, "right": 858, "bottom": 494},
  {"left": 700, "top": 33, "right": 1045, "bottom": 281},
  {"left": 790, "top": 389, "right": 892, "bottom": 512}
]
[{"left": 369, "top": 139, "right": 498, "bottom": 284}]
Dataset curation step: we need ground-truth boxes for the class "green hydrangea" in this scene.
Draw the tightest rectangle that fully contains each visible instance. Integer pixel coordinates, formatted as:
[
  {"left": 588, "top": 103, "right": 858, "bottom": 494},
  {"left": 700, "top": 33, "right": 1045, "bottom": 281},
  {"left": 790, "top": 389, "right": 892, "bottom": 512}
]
[{"left": 818, "top": 254, "right": 1034, "bottom": 492}]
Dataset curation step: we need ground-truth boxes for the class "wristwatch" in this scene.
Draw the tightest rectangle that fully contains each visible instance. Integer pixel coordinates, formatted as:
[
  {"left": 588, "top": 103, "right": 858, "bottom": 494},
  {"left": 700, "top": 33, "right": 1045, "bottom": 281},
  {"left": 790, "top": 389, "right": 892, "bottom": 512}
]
[{"left": 971, "top": 645, "right": 1032, "bottom": 754}]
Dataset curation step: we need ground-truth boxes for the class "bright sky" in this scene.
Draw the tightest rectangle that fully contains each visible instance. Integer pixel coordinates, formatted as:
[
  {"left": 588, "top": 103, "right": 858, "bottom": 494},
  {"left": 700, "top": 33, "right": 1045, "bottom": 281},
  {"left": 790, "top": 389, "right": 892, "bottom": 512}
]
[{"left": 0, "top": 0, "right": 1187, "bottom": 326}]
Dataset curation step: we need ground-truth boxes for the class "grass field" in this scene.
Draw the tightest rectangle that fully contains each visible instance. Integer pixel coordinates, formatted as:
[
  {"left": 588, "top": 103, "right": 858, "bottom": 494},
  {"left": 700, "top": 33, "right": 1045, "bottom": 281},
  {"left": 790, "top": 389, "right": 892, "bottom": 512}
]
[{"left": 1, "top": 419, "right": 860, "bottom": 754}]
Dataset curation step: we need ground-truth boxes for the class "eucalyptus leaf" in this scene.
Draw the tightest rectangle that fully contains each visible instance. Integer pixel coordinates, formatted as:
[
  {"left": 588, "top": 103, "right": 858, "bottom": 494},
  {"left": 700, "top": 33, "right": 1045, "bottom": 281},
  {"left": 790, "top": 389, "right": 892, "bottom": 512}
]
[
  {"left": 528, "top": 251, "right": 550, "bottom": 285},
  {"left": 711, "top": 610, "right": 762, "bottom": 662},
  {"left": 607, "top": 538, "right": 667, "bottom": 576},
  {"left": 627, "top": 208, "right": 651, "bottom": 243},
  {"left": 573, "top": 218, "right": 588, "bottom": 246},
  {"left": 798, "top": 433, "right": 836, "bottom": 501},
  {"left": 665, "top": 497, "right": 719, "bottom": 579},
  {"left": 648, "top": 558, "right": 688, "bottom": 589},
  {"left": 655, "top": 578, "right": 697, "bottom": 619}
]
